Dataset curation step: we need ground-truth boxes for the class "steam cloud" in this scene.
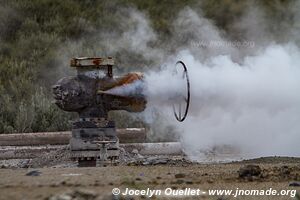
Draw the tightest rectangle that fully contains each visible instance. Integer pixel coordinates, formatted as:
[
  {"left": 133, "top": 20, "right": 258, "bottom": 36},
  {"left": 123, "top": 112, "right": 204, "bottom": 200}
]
[
  {"left": 144, "top": 44, "right": 300, "bottom": 161},
  {"left": 106, "top": 6, "right": 300, "bottom": 161}
]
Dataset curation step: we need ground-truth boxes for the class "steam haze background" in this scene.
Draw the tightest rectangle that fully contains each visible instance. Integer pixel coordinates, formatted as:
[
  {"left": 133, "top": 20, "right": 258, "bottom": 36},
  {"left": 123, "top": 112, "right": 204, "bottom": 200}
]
[
  {"left": 0, "top": 0, "right": 299, "bottom": 160},
  {"left": 117, "top": 5, "right": 300, "bottom": 160}
]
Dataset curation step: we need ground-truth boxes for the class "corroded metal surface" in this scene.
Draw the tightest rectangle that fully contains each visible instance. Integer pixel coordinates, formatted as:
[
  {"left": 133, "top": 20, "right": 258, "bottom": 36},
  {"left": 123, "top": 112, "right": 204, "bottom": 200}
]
[
  {"left": 52, "top": 63, "right": 146, "bottom": 118},
  {"left": 70, "top": 57, "right": 114, "bottom": 68}
]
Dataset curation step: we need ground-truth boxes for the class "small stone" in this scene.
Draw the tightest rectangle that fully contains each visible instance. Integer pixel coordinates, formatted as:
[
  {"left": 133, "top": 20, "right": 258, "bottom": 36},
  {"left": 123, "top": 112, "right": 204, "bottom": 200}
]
[
  {"left": 152, "top": 158, "right": 168, "bottom": 165},
  {"left": 73, "top": 189, "right": 97, "bottom": 199},
  {"left": 26, "top": 170, "right": 41, "bottom": 176},
  {"left": 48, "top": 194, "right": 72, "bottom": 200},
  {"left": 239, "top": 165, "right": 261, "bottom": 178},
  {"left": 142, "top": 161, "right": 150, "bottom": 165},
  {"left": 207, "top": 179, "right": 214, "bottom": 184},
  {"left": 132, "top": 149, "right": 139, "bottom": 154},
  {"left": 175, "top": 173, "right": 186, "bottom": 179},
  {"left": 289, "top": 182, "right": 300, "bottom": 187}
]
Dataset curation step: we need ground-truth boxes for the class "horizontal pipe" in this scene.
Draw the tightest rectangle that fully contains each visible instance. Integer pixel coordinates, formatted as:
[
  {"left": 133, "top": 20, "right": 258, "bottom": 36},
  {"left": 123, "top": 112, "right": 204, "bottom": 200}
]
[
  {"left": 0, "top": 142, "right": 182, "bottom": 160},
  {"left": 0, "top": 128, "right": 146, "bottom": 146}
]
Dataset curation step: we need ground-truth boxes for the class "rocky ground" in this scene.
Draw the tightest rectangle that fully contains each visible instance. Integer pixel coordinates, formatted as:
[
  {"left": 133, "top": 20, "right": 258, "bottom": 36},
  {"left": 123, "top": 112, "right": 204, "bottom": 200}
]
[{"left": 0, "top": 153, "right": 300, "bottom": 200}]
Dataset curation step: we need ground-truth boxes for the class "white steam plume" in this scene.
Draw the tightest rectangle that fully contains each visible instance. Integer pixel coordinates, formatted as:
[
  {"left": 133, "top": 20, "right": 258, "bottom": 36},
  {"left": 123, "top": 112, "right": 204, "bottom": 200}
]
[
  {"left": 144, "top": 44, "right": 300, "bottom": 160},
  {"left": 142, "top": 7, "right": 300, "bottom": 161}
]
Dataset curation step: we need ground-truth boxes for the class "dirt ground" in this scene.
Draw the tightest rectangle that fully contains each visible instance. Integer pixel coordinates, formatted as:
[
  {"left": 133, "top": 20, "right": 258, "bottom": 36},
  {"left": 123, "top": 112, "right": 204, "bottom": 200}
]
[{"left": 0, "top": 157, "right": 300, "bottom": 200}]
